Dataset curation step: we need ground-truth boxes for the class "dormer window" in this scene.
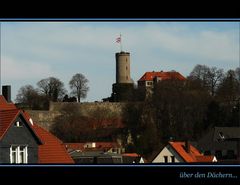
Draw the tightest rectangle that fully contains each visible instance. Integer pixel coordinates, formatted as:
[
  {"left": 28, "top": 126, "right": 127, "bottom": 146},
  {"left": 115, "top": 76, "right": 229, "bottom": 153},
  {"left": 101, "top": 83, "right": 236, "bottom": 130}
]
[{"left": 14, "top": 121, "right": 23, "bottom": 127}]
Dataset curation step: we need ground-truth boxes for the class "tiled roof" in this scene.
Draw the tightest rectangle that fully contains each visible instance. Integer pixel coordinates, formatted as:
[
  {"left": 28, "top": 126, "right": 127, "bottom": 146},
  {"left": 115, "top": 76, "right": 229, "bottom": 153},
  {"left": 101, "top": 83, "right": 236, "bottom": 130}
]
[
  {"left": 195, "top": 155, "right": 216, "bottom": 162},
  {"left": 0, "top": 96, "right": 17, "bottom": 110},
  {"left": 122, "top": 153, "right": 140, "bottom": 157},
  {"left": 169, "top": 142, "right": 215, "bottom": 163},
  {"left": 0, "top": 109, "right": 20, "bottom": 139},
  {"left": 138, "top": 71, "right": 186, "bottom": 82},
  {"left": 32, "top": 124, "right": 74, "bottom": 164},
  {"left": 0, "top": 95, "right": 74, "bottom": 164}
]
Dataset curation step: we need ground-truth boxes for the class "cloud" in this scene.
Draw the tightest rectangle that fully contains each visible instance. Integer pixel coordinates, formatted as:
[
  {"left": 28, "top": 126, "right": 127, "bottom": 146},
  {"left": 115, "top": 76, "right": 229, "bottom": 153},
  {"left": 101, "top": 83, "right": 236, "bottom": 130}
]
[
  {"left": 1, "top": 22, "right": 238, "bottom": 102},
  {"left": 1, "top": 56, "right": 54, "bottom": 81}
]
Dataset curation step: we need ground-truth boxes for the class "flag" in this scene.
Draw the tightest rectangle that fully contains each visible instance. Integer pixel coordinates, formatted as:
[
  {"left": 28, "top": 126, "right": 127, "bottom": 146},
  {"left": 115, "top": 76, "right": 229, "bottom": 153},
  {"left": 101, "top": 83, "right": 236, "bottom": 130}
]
[{"left": 116, "top": 36, "right": 121, "bottom": 43}]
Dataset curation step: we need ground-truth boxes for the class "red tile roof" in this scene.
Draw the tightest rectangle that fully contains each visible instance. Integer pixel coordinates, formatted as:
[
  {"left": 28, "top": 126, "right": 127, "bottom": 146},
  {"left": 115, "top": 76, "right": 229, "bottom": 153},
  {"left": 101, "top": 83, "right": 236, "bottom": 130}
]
[
  {"left": 195, "top": 155, "right": 216, "bottom": 162},
  {"left": 32, "top": 124, "right": 74, "bottom": 164},
  {"left": 0, "top": 96, "right": 17, "bottom": 110},
  {"left": 0, "top": 95, "right": 74, "bottom": 164},
  {"left": 169, "top": 142, "right": 215, "bottom": 163},
  {"left": 0, "top": 109, "right": 20, "bottom": 139},
  {"left": 138, "top": 71, "right": 186, "bottom": 82},
  {"left": 122, "top": 153, "right": 140, "bottom": 157}
]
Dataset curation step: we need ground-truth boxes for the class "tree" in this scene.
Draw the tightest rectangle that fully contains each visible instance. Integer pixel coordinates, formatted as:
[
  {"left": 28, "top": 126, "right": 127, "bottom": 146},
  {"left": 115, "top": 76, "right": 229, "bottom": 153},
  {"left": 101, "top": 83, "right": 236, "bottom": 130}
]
[
  {"left": 15, "top": 85, "right": 48, "bottom": 110},
  {"left": 69, "top": 73, "right": 89, "bottom": 102},
  {"left": 189, "top": 64, "right": 224, "bottom": 96},
  {"left": 37, "top": 77, "right": 66, "bottom": 102}
]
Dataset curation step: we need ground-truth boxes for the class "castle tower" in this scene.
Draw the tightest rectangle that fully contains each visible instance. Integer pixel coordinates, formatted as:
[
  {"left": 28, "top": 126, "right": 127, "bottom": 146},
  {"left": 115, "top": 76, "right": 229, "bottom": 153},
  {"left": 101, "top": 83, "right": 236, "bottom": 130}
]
[{"left": 115, "top": 51, "right": 131, "bottom": 84}]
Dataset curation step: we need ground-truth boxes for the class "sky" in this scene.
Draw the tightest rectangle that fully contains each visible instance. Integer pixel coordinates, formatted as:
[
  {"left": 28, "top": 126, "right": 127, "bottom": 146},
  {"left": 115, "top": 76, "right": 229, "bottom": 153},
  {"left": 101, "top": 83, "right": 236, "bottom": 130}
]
[{"left": 0, "top": 21, "right": 239, "bottom": 102}]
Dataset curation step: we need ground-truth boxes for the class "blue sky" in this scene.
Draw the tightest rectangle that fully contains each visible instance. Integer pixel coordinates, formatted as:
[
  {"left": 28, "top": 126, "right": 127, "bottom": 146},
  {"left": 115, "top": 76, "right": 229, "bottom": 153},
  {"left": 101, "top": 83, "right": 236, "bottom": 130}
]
[{"left": 1, "top": 22, "right": 239, "bottom": 102}]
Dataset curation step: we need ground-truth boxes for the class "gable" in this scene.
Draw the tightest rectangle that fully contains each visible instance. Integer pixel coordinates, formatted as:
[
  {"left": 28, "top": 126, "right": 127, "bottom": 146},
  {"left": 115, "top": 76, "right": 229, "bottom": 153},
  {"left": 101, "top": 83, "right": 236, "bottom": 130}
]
[
  {"left": 152, "top": 145, "right": 184, "bottom": 163},
  {"left": 0, "top": 113, "right": 42, "bottom": 146}
]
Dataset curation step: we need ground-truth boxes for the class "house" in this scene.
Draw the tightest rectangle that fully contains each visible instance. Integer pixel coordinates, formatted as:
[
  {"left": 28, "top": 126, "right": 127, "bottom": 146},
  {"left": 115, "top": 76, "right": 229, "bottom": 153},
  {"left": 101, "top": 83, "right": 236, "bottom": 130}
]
[
  {"left": 197, "top": 127, "right": 240, "bottom": 163},
  {"left": 137, "top": 70, "right": 186, "bottom": 89},
  {"left": 65, "top": 142, "right": 124, "bottom": 163},
  {"left": 152, "top": 141, "right": 217, "bottom": 163},
  {"left": 0, "top": 93, "right": 74, "bottom": 164},
  {"left": 69, "top": 150, "right": 123, "bottom": 164},
  {"left": 65, "top": 142, "right": 124, "bottom": 154}
]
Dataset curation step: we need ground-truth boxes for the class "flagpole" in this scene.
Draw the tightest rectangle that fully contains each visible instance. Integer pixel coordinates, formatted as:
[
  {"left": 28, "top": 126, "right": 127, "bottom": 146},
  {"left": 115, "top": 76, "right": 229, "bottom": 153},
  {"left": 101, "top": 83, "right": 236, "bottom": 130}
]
[{"left": 120, "top": 33, "right": 122, "bottom": 52}]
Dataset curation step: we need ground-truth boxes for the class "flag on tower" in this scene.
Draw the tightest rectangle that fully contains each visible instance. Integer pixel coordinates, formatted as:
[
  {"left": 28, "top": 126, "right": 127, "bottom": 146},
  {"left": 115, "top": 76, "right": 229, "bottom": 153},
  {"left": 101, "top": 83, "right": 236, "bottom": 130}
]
[{"left": 116, "top": 36, "right": 121, "bottom": 43}]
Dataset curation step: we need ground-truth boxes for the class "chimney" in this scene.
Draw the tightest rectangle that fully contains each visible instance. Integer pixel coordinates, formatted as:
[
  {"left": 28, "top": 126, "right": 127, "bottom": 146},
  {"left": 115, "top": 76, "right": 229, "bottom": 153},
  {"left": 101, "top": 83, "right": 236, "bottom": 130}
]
[
  {"left": 185, "top": 140, "right": 190, "bottom": 153},
  {"left": 2, "top": 85, "right": 11, "bottom": 103}
]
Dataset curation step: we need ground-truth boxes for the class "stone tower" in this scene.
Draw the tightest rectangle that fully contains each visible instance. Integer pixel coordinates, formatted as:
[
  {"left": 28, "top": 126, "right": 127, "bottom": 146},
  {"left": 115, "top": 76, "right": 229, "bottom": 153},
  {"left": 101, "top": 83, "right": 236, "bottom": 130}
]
[{"left": 115, "top": 51, "right": 131, "bottom": 84}]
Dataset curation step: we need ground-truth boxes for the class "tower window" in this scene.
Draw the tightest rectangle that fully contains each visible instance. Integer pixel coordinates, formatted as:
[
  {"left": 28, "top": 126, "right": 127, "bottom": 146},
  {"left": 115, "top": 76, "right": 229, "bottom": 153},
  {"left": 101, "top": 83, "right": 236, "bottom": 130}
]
[
  {"left": 126, "top": 58, "right": 128, "bottom": 62},
  {"left": 126, "top": 66, "right": 128, "bottom": 70},
  {"left": 126, "top": 76, "right": 128, "bottom": 80}
]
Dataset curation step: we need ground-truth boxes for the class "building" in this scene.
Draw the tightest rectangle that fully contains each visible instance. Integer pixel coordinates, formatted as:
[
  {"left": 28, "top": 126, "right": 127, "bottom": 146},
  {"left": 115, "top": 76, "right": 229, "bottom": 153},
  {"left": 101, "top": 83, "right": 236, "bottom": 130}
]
[
  {"left": 0, "top": 87, "right": 74, "bottom": 164},
  {"left": 152, "top": 141, "right": 217, "bottom": 163},
  {"left": 109, "top": 51, "right": 134, "bottom": 102},
  {"left": 197, "top": 127, "right": 240, "bottom": 163},
  {"left": 138, "top": 71, "right": 186, "bottom": 89}
]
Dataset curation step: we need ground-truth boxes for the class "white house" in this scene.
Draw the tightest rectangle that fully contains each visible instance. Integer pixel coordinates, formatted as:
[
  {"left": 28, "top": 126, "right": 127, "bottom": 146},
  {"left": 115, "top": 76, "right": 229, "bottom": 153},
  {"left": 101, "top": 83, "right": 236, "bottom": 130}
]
[{"left": 152, "top": 141, "right": 217, "bottom": 163}]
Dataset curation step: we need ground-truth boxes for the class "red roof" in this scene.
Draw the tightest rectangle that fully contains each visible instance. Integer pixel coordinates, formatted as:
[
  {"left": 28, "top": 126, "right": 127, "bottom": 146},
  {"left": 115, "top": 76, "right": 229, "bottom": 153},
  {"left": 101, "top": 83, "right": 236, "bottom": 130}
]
[
  {"left": 0, "top": 96, "right": 17, "bottom": 110},
  {"left": 169, "top": 142, "right": 215, "bottom": 163},
  {"left": 32, "top": 124, "right": 74, "bottom": 164},
  {"left": 122, "top": 153, "right": 140, "bottom": 157},
  {"left": 138, "top": 71, "right": 186, "bottom": 82},
  {"left": 195, "top": 155, "right": 216, "bottom": 162},
  {"left": 0, "top": 109, "right": 20, "bottom": 139},
  {"left": 0, "top": 95, "right": 74, "bottom": 164}
]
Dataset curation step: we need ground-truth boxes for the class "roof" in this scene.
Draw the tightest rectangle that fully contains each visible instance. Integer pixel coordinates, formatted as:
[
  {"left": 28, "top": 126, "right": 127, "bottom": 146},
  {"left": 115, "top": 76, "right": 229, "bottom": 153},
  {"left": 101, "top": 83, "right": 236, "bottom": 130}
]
[
  {"left": 138, "top": 71, "right": 186, "bottom": 82},
  {"left": 0, "top": 95, "right": 74, "bottom": 164},
  {"left": 65, "top": 142, "right": 120, "bottom": 152},
  {"left": 169, "top": 142, "right": 215, "bottom": 163},
  {"left": 32, "top": 124, "right": 74, "bottom": 164},
  {"left": 195, "top": 155, "right": 216, "bottom": 162},
  {"left": 0, "top": 109, "right": 20, "bottom": 139},
  {"left": 213, "top": 127, "right": 240, "bottom": 141},
  {"left": 197, "top": 127, "right": 240, "bottom": 151},
  {"left": 0, "top": 96, "right": 17, "bottom": 110},
  {"left": 122, "top": 153, "right": 140, "bottom": 157}
]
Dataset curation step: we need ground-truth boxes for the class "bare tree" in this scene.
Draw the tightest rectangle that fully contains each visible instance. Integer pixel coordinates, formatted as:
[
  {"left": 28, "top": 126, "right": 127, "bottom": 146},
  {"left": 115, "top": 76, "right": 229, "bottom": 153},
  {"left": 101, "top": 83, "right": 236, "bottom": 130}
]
[
  {"left": 15, "top": 85, "right": 48, "bottom": 109},
  {"left": 69, "top": 73, "right": 89, "bottom": 102},
  {"left": 37, "top": 77, "right": 66, "bottom": 102},
  {"left": 207, "top": 67, "right": 224, "bottom": 96},
  {"left": 189, "top": 64, "right": 224, "bottom": 96}
]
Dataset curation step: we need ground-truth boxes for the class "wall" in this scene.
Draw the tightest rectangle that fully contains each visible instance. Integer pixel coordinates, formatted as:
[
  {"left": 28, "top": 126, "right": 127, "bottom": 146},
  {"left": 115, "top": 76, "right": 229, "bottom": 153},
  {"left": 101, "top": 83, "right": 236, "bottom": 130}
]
[{"left": 27, "top": 102, "right": 126, "bottom": 131}]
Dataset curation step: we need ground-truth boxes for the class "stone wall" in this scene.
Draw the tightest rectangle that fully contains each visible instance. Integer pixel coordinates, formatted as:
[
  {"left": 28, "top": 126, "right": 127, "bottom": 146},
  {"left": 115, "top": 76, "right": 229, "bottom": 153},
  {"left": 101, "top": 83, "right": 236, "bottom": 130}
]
[
  {"left": 27, "top": 110, "right": 61, "bottom": 131},
  {"left": 49, "top": 102, "right": 125, "bottom": 116},
  {"left": 28, "top": 102, "right": 126, "bottom": 131}
]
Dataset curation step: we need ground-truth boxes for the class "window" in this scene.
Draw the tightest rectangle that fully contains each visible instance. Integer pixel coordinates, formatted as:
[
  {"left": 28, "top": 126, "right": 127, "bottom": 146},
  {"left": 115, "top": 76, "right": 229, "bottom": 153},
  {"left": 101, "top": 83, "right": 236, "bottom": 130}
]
[
  {"left": 10, "top": 145, "right": 28, "bottom": 164},
  {"left": 171, "top": 156, "right": 175, "bottom": 163},
  {"left": 126, "top": 76, "right": 128, "bottom": 80},
  {"left": 14, "top": 121, "right": 23, "bottom": 127},
  {"left": 147, "top": 81, "right": 153, "bottom": 86},
  {"left": 126, "top": 66, "right": 128, "bottom": 70},
  {"left": 164, "top": 156, "right": 168, "bottom": 163}
]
